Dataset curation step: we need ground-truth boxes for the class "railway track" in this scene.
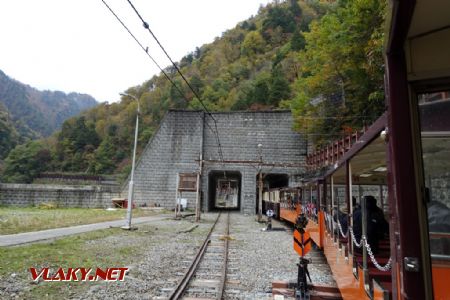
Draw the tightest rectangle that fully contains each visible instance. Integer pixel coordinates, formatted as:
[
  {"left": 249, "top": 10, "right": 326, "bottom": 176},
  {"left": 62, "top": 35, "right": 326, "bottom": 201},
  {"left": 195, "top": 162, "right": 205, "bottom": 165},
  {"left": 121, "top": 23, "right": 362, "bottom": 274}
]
[{"left": 157, "top": 212, "right": 231, "bottom": 300}]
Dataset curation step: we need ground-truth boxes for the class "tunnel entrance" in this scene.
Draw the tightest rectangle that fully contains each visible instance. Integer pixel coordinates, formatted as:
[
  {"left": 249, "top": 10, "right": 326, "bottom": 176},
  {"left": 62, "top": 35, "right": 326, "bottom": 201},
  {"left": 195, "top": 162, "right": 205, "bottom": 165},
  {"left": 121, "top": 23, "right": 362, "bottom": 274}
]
[
  {"left": 208, "top": 171, "right": 241, "bottom": 211},
  {"left": 256, "top": 173, "right": 289, "bottom": 214},
  {"left": 263, "top": 173, "right": 289, "bottom": 189}
]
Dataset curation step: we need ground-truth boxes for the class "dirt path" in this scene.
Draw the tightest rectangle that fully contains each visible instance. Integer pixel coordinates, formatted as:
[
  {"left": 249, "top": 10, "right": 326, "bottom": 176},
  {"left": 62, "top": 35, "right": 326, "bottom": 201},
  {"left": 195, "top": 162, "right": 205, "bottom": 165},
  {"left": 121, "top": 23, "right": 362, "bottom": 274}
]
[{"left": 0, "top": 215, "right": 170, "bottom": 246}]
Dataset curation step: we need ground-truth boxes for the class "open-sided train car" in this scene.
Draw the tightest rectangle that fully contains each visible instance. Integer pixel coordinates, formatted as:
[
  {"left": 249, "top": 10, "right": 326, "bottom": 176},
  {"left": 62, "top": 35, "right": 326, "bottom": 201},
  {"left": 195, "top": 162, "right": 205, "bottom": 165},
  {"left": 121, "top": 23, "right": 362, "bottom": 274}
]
[{"left": 276, "top": 1, "right": 450, "bottom": 299}]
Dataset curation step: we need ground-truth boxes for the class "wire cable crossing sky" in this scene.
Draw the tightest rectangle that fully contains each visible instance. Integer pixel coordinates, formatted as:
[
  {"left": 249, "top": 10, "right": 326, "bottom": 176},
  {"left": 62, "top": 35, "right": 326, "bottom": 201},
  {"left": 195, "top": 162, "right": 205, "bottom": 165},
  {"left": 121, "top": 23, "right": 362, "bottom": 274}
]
[
  {"left": 0, "top": 0, "right": 272, "bottom": 103},
  {"left": 123, "top": 0, "right": 225, "bottom": 163},
  {"left": 101, "top": 0, "right": 226, "bottom": 163}
]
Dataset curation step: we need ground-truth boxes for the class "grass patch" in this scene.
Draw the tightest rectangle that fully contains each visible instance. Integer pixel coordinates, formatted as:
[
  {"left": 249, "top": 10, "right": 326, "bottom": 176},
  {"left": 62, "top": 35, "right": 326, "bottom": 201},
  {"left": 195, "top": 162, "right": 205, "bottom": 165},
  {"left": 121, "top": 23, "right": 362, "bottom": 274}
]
[
  {"left": 0, "top": 228, "right": 125, "bottom": 277},
  {"left": 0, "top": 226, "right": 153, "bottom": 298},
  {"left": 0, "top": 207, "right": 167, "bottom": 234}
]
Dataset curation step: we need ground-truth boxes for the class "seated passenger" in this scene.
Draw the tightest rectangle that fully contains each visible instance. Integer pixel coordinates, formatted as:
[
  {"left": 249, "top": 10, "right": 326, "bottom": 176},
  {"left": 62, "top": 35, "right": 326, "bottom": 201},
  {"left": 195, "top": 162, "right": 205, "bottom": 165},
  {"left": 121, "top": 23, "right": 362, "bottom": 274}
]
[
  {"left": 428, "top": 200, "right": 450, "bottom": 232},
  {"left": 353, "top": 195, "right": 389, "bottom": 254},
  {"left": 333, "top": 197, "right": 358, "bottom": 235},
  {"left": 428, "top": 200, "right": 450, "bottom": 255}
]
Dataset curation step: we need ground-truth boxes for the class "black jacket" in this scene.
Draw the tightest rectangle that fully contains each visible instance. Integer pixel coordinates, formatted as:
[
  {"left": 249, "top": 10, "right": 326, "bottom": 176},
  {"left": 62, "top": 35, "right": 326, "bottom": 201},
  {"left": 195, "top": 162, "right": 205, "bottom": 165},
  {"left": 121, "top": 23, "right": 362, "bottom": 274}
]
[{"left": 353, "top": 204, "right": 389, "bottom": 254}]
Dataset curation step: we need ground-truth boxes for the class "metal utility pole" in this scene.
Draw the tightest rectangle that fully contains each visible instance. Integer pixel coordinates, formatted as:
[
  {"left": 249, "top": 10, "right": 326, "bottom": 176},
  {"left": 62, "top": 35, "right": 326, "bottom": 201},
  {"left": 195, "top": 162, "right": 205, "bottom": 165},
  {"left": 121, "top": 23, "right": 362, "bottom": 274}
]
[
  {"left": 175, "top": 174, "right": 181, "bottom": 219},
  {"left": 120, "top": 93, "right": 140, "bottom": 230},
  {"left": 257, "top": 144, "right": 263, "bottom": 222},
  {"left": 195, "top": 154, "right": 202, "bottom": 222}
]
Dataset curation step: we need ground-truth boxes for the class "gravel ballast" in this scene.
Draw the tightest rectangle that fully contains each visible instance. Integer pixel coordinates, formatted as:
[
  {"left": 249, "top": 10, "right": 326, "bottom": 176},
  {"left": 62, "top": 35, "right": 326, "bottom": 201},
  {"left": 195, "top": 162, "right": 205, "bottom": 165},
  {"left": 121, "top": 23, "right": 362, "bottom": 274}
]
[{"left": 1, "top": 212, "right": 336, "bottom": 299}]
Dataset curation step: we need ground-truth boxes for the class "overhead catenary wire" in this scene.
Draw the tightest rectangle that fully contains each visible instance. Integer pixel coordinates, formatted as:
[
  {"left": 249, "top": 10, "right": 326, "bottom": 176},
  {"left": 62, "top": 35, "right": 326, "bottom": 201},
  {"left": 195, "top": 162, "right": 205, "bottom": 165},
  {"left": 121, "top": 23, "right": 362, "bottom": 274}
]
[
  {"left": 125, "top": 0, "right": 225, "bottom": 164},
  {"left": 100, "top": 0, "right": 187, "bottom": 102},
  {"left": 125, "top": 0, "right": 213, "bottom": 118},
  {"left": 101, "top": 0, "right": 223, "bottom": 160}
]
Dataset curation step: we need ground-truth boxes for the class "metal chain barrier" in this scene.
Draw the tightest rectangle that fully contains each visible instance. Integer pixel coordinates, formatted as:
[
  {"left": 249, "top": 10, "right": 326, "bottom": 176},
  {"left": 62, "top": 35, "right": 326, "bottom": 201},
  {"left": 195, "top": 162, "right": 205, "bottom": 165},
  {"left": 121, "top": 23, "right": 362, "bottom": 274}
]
[
  {"left": 336, "top": 219, "right": 348, "bottom": 238},
  {"left": 312, "top": 212, "right": 392, "bottom": 271},
  {"left": 329, "top": 214, "right": 334, "bottom": 232},
  {"left": 323, "top": 211, "right": 392, "bottom": 271},
  {"left": 350, "top": 228, "right": 363, "bottom": 248},
  {"left": 326, "top": 213, "right": 332, "bottom": 227},
  {"left": 364, "top": 239, "right": 392, "bottom": 271}
]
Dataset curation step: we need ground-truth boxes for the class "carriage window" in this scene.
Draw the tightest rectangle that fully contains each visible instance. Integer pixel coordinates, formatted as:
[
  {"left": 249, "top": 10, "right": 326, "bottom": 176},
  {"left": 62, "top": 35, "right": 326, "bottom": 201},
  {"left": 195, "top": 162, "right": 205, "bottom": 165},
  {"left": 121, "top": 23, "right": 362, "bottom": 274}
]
[{"left": 418, "top": 90, "right": 450, "bottom": 258}]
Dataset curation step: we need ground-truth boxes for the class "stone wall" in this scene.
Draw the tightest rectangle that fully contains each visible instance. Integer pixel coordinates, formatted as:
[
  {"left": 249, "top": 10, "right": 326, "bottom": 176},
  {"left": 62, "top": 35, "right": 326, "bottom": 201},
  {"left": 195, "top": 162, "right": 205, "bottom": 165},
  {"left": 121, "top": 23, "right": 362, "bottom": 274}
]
[
  {"left": 0, "top": 183, "right": 120, "bottom": 208},
  {"left": 0, "top": 111, "right": 307, "bottom": 212},
  {"left": 430, "top": 172, "right": 450, "bottom": 208},
  {"left": 124, "top": 110, "right": 306, "bottom": 214},
  {"left": 122, "top": 111, "right": 204, "bottom": 209},
  {"left": 201, "top": 111, "right": 306, "bottom": 214}
]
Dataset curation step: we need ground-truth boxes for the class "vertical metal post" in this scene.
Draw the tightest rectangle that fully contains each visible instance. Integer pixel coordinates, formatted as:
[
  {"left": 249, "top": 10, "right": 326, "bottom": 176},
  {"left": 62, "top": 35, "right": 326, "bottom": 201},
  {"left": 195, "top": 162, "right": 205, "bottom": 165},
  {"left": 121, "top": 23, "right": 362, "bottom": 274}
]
[
  {"left": 317, "top": 183, "right": 321, "bottom": 208},
  {"left": 379, "top": 184, "right": 384, "bottom": 213},
  {"left": 336, "top": 185, "right": 340, "bottom": 246},
  {"left": 196, "top": 111, "right": 204, "bottom": 221},
  {"left": 175, "top": 174, "right": 180, "bottom": 218},
  {"left": 122, "top": 93, "right": 139, "bottom": 230},
  {"left": 348, "top": 162, "right": 353, "bottom": 256},
  {"left": 362, "top": 196, "right": 370, "bottom": 293},
  {"left": 195, "top": 155, "right": 202, "bottom": 222},
  {"left": 331, "top": 175, "right": 335, "bottom": 242},
  {"left": 323, "top": 178, "right": 328, "bottom": 231},
  {"left": 258, "top": 171, "right": 263, "bottom": 222},
  {"left": 257, "top": 144, "right": 263, "bottom": 222},
  {"left": 359, "top": 185, "right": 363, "bottom": 203}
]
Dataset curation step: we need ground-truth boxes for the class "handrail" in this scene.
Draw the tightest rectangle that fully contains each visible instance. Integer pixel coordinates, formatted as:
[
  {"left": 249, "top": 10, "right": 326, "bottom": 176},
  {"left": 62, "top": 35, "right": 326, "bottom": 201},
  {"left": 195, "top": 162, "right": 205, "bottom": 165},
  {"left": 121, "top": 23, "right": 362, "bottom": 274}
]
[
  {"left": 431, "top": 254, "right": 450, "bottom": 262},
  {"left": 430, "top": 232, "right": 450, "bottom": 239}
]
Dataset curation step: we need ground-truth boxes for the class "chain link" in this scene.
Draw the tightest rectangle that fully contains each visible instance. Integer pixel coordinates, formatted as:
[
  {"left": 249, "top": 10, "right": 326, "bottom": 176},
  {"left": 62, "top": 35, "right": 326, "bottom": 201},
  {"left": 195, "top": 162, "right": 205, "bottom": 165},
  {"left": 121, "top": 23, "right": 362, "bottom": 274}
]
[
  {"left": 326, "top": 213, "right": 332, "bottom": 229},
  {"left": 318, "top": 212, "right": 392, "bottom": 272},
  {"left": 336, "top": 219, "right": 348, "bottom": 238},
  {"left": 364, "top": 239, "right": 392, "bottom": 271},
  {"left": 350, "top": 228, "right": 363, "bottom": 248}
]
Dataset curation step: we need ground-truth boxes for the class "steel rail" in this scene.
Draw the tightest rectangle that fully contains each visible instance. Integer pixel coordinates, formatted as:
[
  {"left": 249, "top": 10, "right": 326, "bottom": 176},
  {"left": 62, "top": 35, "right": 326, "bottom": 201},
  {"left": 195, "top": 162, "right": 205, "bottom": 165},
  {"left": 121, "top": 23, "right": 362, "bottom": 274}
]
[
  {"left": 168, "top": 212, "right": 222, "bottom": 300},
  {"left": 218, "top": 212, "right": 230, "bottom": 299}
]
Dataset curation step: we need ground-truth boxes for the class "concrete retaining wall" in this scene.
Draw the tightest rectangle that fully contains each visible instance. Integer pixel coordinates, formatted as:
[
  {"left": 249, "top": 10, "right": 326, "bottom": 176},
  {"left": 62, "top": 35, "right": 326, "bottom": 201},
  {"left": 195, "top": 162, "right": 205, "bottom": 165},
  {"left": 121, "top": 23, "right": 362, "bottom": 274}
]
[
  {"left": 0, "top": 183, "right": 120, "bottom": 208},
  {"left": 124, "top": 110, "right": 307, "bottom": 214}
]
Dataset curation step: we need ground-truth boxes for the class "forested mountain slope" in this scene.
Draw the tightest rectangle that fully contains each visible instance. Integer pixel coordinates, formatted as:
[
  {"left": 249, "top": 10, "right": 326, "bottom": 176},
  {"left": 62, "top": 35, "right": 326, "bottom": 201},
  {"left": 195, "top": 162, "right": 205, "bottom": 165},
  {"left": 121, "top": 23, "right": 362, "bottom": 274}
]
[
  {"left": 0, "top": 69, "right": 97, "bottom": 146},
  {"left": 1, "top": 0, "right": 386, "bottom": 183}
]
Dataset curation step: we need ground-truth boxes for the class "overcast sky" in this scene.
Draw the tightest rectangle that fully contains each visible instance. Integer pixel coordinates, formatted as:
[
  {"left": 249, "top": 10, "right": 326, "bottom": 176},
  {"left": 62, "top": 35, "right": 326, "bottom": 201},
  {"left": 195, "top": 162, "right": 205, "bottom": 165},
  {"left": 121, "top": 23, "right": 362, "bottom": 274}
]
[{"left": 0, "top": 0, "right": 272, "bottom": 103}]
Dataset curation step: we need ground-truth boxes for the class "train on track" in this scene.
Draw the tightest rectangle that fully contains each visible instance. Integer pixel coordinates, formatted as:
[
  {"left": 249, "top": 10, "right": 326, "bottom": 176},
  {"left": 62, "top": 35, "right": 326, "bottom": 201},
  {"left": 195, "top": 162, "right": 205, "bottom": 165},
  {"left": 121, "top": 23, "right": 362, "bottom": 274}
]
[{"left": 263, "top": 2, "right": 450, "bottom": 299}]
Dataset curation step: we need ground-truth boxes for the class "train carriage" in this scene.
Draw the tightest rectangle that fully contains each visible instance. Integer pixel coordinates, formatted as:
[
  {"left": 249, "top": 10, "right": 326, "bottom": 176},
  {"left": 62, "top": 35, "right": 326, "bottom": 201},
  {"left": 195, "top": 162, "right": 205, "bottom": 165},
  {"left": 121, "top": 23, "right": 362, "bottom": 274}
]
[
  {"left": 277, "top": 2, "right": 450, "bottom": 299},
  {"left": 381, "top": 1, "right": 450, "bottom": 298}
]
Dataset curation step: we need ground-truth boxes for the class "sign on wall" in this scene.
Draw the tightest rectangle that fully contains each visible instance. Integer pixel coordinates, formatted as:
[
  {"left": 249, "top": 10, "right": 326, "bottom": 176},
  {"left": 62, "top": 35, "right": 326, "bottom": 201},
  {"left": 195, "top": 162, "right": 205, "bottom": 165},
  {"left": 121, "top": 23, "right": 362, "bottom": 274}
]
[{"left": 178, "top": 173, "right": 198, "bottom": 192}]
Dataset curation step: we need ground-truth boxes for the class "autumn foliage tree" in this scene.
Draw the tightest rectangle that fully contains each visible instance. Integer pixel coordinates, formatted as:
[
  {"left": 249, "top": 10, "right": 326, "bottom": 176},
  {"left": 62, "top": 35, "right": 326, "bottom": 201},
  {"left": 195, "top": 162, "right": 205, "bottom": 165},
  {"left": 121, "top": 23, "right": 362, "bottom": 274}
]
[
  {"left": 1, "top": 0, "right": 387, "bottom": 181},
  {"left": 289, "top": 0, "right": 386, "bottom": 145}
]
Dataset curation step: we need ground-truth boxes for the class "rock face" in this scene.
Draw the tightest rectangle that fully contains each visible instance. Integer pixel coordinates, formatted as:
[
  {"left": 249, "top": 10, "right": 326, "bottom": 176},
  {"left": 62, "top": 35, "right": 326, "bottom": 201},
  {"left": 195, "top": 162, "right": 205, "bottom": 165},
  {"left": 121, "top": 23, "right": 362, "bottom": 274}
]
[
  {"left": 0, "top": 69, "right": 98, "bottom": 140},
  {"left": 123, "top": 110, "right": 307, "bottom": 214}
]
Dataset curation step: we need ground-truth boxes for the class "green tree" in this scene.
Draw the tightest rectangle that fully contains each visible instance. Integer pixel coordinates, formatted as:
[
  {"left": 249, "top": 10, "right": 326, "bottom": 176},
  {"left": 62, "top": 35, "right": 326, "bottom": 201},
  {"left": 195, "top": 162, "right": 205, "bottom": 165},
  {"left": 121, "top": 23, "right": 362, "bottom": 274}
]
[
  {"left": 241, "top": 31, "right": 265, "bottom": 57},
  {"left": 289, "top": 0, "right": 303, "bottom": 19},
  {"left": 1, "top": 0, "right": 328, "bottom": 179},
  {"left": 169, "top": 79, "right": 187, "bottom": 109},
  {"left": 0, "top": 106, "right": 19, "bottom": 159},
  {"left": 290, "top": 0, "right": 386, "bottom": 144},
  {"left": 91, "top": 136, "right": 116, "bottom": 174},
  {"left": 291, "top": 29, "right": 305, "bottom": 51},
  {"left": 269, "top": 66, "right": 291, "bottom": 105},
  {"left": 2, "top": 141, "right": 51, "bottom": 183},
  {"left": 262, "top": 5, "right": 296, "bottom": 37},
  {"left": 252, "top": 72, "right": 271, "bottom": 105},
  {"left": 55, "top": 116, "right": 100, "bottom": 172}
]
